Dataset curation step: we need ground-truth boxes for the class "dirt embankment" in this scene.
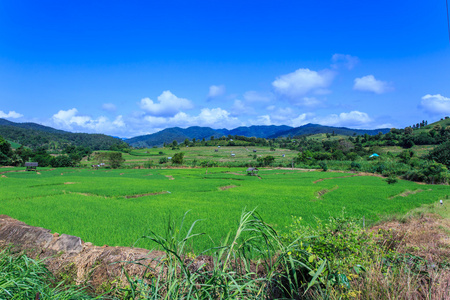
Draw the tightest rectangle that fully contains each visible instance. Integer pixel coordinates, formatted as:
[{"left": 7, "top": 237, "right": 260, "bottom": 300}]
[{"left": 0, "top": 215, "right": 165, "bottom": 292}]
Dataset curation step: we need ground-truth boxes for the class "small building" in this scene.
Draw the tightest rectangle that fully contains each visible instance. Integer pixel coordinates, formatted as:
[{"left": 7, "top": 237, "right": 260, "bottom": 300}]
[
  {"left": 25, "top": 162, "right": 38, "bottom": 171},
  {"left": 168, "top": 157, "right": 172, "bottom": 160},
  {"left": 246, "top": 167, "right": 259, "bottom": 176},
  {"left": 253, "top": 150, "right": 257, "bottom": 152},
  {"left": 282, "top": 154, "right": 285, "bottom": 157},
  {"left": 231, "top": 153, "right": 235, "bottom": 157}
]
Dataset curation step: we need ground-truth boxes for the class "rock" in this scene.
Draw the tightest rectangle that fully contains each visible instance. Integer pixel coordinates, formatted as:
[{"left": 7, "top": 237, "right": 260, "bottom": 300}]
[{"left": 49, "top": 234, "right": 83, "bottom": 253}]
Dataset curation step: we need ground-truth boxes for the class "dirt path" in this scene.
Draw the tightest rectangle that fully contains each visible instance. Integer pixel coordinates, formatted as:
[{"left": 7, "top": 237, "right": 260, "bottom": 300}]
[
  {"left": 125, "top": 191, "right": 169, "bottom": 198},
  {"left": 219, "top": 185, "right": 237, "bottom": 191}
]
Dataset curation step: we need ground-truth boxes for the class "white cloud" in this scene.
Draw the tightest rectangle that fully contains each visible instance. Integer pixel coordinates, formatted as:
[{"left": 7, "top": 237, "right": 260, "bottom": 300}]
[
  {"left": 102, "top": 103, "right": 117, "bottom": 112},
  {"left": 0, "top": 110, "right": 23, "bottom": 119},
  {"left": 317, "top": 111, "right": 372, "bottom": 127},
  {"left": 243, "top": 91, "right": 272, "bottom": 103},
  {"left": 207, "top": 85, "right": 226, "bottom": 99},
  {"left": 420, "top": 94, "right": 450, "bottom": 114},
  {"left": 250, "top": 110, "right": 372, "bottom": 128},
  {"left": 331, "top": 54, "right": 359, "bottom": 70},
  {"left": 272, "top": 68, "right": 335, "bottom": 98},
  {"left": 295, "top": 97, "right": 322, "bottom": 107},
  {"left": 142, "top": 107, "right": 241, "bottom": 130},
  {"left": 231, "top": 100, "right": 256, "bottom": 116},
  {"left": 353, "top": 75, "right": 391, "bottom": 94},
  {"left": 139, "top": 90, "right": 193, "bottom": 117},
  {"left": 51, "top": 108, "right": 125, "bottom": 134}
]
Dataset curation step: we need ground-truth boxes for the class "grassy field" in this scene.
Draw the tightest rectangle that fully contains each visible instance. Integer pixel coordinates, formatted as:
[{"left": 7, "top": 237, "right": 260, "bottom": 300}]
[
  {"left": 83, "top": 146, "right": 299, "bottom": 167},
  {"left": 1, "top": 167, "right": 449, "bottom": 252}
]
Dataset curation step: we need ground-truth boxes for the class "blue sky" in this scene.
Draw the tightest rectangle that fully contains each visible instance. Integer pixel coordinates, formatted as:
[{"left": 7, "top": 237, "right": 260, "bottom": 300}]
[{"left": 1, "top": 0, "right": 449, "bottom": 138}]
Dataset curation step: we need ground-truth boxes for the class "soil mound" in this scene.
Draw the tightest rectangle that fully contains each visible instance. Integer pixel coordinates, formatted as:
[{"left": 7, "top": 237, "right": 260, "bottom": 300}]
[{"left": 0, "top": 215, "right": 165, "bottom": 291}]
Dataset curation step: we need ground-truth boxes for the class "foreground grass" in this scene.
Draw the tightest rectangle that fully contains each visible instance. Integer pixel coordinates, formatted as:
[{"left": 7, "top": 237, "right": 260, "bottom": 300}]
[
  {"left": 0, "top": 167, "right": 449, "bottom": 251},
  {"left": 3, "top": 208, "right": 449, "bottom": 299},
  {"left": 0, "top": 248, "right": 98, "bottom": 299}
]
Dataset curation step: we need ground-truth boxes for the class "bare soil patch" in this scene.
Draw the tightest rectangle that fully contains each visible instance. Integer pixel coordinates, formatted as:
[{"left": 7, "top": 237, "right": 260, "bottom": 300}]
[
  {"left": 165, "top": 175, "right": 175, "bottom": 180},
  {"left": 313, "top": 175, "right": 358, "bottom": 184},
  {"left": 371, "top": 213, "right": 450, "bottom": 263},
  {"left": 315, "top": 186, "right": 339, "bottom": 200},
  {"left": 0, "top": 169, "right": 25, "bottom": 174},
  {"left": 125, "top": 191, "right": 169, "bottom": 198},
  {"left": 1, "top": 175, "right": 6, "bottom": 178},
  {"left": 64, "top": 182, "right": 77, "bottom": 185},
  {"left": 389, "top": 189, "right": 430, "bottom": 199},
  {"left": 225, "top": 172, "right": 245, "bottom": 176},
  {"left": 219, "top": 185, "right": 237, "bottom": 191}
]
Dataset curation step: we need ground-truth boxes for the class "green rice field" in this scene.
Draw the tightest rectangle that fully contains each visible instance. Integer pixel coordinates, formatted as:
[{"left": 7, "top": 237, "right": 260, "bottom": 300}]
[
  {"left": 83, "top": 146, "right": 299, "bottom": 167},
  {"left": 1, "top": 167, "right": 449, "bottom": 251}
]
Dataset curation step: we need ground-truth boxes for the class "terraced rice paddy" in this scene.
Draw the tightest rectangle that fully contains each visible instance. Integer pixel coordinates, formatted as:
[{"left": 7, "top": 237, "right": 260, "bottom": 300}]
[{"left": 1, "top": 167, "right": 449, "bottom": 251}]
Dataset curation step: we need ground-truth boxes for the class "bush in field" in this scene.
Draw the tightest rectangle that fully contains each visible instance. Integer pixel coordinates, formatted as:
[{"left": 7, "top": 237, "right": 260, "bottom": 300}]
[
  {"left": 386, "top": 175, "right": 398, "bottom": 184},
  {"left": 159, "top": 157, "right": 168, "bottom": 164},
  {"left": 51, "top": 155, "right": 74, "bottom": 167},
  {"left": 350, "top": 161, "right": 361, "bottom": 170},
  {"left": 428, "top": 141, "right": 450, "bottom": 167},
  {"left": 172, "top": 152, "right": 184, "bottom": 165},
  {"left": 109, "top": 152, "right": 125, "bottom": 169},
  {"left": 318, "top": 161, "right": 328, "bottom": 171}
]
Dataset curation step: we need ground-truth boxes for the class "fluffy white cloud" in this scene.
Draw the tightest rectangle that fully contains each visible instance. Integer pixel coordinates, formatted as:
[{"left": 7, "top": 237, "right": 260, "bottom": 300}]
[
  {"left": 331, "top": 54, "right": 359, "bottom": 70},
  {"left": 0, "top": 110, "right": 23, "bottom": 119},
  {"left": 231, "top": 100, "right": 256, "bottom": 116},
  {"left": 420, "top": 94, "right": 450, "bottom": 114},
  {"left": 139, "top": 90, "right": 193, "bottom": 117},
  {"left": 243, "top": 91, "right": 272, "bottom": 103},
  {"left": 295, "top": 97, "right": 322, "bottom": 107},
  {"left": 272, "top": 68, "right": 335, "bottom": 98},
  {"left": 51, "top": 108, "right": 125, "bottom": 134},
  {"left": 102, "top": 103, "right": 117, "bottom": 112},
  {"left": 250, "top": 110, "right": 373, "bottom": 128},
  {"left": 142, "top": 107, "right": 241, "bottom": 130},
  {"left": 207, "top": 85, "right": 226, "bottom": 99},
  {"left": 353, "top": 75, "right": 391, "bottom": 94},
  {"left": 317, "top": 111, "right": 372, "bottom": 127}
]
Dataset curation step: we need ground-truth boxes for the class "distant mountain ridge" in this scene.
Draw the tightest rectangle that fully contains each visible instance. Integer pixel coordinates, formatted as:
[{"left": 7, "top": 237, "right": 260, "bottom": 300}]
[
  {"left": 0, "top": 118, "right": 391, "bottom": 149},
  {"left": 125, "top": 124, "right": 390, "bottom": 147},
  {"left": 0, "top": 118, "right": 124, "bottom": 150},
  {"left": 272, "top": 123, "right": 391, "bottom": 138}
]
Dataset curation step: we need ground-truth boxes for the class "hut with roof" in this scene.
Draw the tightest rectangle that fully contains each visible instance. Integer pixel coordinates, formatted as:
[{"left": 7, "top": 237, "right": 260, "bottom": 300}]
[{"left": 246, "top": 167, "right": 259, "bottom": 176}]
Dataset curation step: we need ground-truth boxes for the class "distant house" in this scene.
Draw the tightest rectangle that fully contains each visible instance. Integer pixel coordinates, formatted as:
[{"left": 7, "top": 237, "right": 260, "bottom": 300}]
[
  {"left": 253, "top": 150, "right": 257, "bottom": 152},
  {"left": 282, "top": 154, "right": 285, "bottom": 157},
  {"left": 25, "top": 162, "right": 38, "bottom": 171},
  {"left": 218, "top": 146, "right": 221, "bottom": 148},
  {"left": 168, "top": 157, "right": 172, "bottom": 160},
  {"left": 231, "top": 153, "right": 235, "bottom": 157},
  {"left": 246, "top": 167, "right": 259, "bottom": 176}
]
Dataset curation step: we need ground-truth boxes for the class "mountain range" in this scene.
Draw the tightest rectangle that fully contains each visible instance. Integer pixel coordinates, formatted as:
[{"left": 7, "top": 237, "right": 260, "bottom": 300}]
[
  {"left": 125, "top": 124, "right": 390, "bottom": 148},
  {"left": 0, "top": 118, "right": 391, "bottom": 149}
]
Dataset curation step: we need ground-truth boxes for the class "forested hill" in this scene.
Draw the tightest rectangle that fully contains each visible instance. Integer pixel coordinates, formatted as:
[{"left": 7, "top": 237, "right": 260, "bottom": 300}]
[
  {"left": 0, "top": 118, "right": 124, "bottom": 150},
  {"left": 0, "top": 118, "right": 67, "bottom": 134},
  {"left": 272, "top": 123, "right": 391, "bottom": 138},
  {"left": 125, "top": 125, "right": 293, "bottom": 147},
  {"left": 125, "top": 124, "right": 389, "bottom": 148}
]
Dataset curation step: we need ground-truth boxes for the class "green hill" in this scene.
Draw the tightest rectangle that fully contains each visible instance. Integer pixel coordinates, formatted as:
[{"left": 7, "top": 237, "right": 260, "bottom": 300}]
[
  {"left": 272, "top": 123, "right": 391, "bottom": 138},
  {"left": 0, "top": 118, "right": 124, "bottom": 150}
]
